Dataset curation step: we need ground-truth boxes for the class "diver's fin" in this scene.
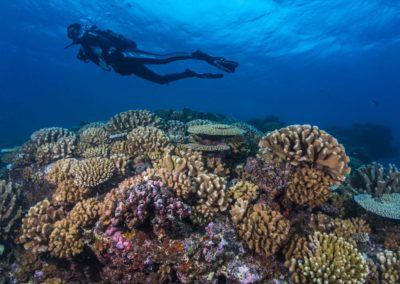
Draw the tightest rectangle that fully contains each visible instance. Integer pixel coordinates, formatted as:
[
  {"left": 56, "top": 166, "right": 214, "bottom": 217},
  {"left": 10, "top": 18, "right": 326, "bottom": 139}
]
[
  {"left": 212, "top": 58, "right": 238, "bottom": 73},
  {"left": 185, "top": 69, "right": 223, "bottom": 79}
]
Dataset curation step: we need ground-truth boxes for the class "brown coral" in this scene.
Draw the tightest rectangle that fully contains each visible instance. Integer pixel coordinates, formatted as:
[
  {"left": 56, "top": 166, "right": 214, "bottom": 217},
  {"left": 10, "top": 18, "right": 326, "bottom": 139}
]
[
  {"left": 45, "top": 158, "right": 78, "bottom": 184},
  {"left": 238, "top": 204, "right": 289, "bottom": 256},
  {"left": 68, "top": 198, "right": 99, "bottom": 227},
  {"left": 258, "top": 125, "right": 350, "bottom": 183},
  {"left": 105, "top": 110, "right": 163, "bottom": 134},
  {"left": 376, "top": 249, "right": 400, "bottom": 284},
  {"left": 81, "top": 145, "right": 109, "bottom": 158},
  {"left": 36, "top": 136, "right": 77, "bottom": 165},
  {"left": 72, "top": 157, "right": 115, "bottom": 187},
  {"left": 127, "top": 126, "right": 172, "bottom": 161},
  {"left": 78, "top": 127, "right": 110, "bottom": 148},
  {"left": 49, "top": 219, "right": 84, "bottom": 258},
  {"left": 18, "top": 199, "right": 65, "bottom": 254},
  {"left": 31, "top": 127, "right": 75, "bottom": 145},
  {"left": 228, "top": 181, "right": 259, "bottom": 224},
  {"left": 110, "top": 153, "right": 132, "bottom": 176},
  {"left": 285, "top": 232, "right": 369, "bottom": 283},
  {"left": 0, "top": 180, "right": 23, "bottom": 240},
  {"left": 286, "top": 165, "right": 333, "bottom": 206},
  {"left": 51, "top": 179, "right": 89, "bottom": 206},
  {"left": 194, "top": 173, "right": 229, "bottom": 212},
  {"left": 333, "top": 217, "right": 371, "bottom": 245}
]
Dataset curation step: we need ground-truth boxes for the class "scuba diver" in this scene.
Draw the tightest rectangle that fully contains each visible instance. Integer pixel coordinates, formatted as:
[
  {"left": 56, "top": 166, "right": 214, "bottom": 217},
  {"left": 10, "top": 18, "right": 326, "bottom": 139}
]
[{"left": 65, "top": 23, "right": 238, "bottom": 84}]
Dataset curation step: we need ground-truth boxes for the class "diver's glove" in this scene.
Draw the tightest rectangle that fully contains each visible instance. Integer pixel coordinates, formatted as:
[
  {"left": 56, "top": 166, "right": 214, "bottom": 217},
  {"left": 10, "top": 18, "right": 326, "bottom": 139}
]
[
  {"left": 192, "top": 50, "right": 238, "bottom": 73},
  {"left": 98, "top": 57, "right": 111, "bottom": 72},
  {"left": 185, "top": 69, "right": 223, "bottom": 79}
]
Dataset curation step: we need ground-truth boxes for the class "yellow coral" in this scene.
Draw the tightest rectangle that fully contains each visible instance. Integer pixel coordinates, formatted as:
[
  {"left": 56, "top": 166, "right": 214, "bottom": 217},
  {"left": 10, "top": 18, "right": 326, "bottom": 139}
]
[
  {"left": 45, "top": 158, "right": 78, "bottom": 184},
  {"left": 51, "top": 179, "right": 89, "bottom": 206},
  {"left": 49, "top": 219, "right": 84, "bottom": 258},
  {"left": 82, "top": 145, "right": 109, "bottom": 158},
  {"left": 68, "top": 198, "right": 99, "bottom": 227},
  {"left": 72, "top": 157, "right": 115, "bottom": 187},
  {"left": 228, "top": 181, "right": 259, "bottom": 224},
  {"left": 258, "top": 125, "right": 350, "bottom": 183},
  {"left": 376, "top": 249, "right": 400, "bottom": 284},
  {"left": 333, "top": 217, "right": 371, "bottom": 245},
  {"left": 285, "top": 232, "right": 369, "bottom": 283},
  {"left": 287, "top": 165, "right": 333, "bottom": 206},
  {"left": 238, "top": 204, "right": 289, "bottom": 257}
]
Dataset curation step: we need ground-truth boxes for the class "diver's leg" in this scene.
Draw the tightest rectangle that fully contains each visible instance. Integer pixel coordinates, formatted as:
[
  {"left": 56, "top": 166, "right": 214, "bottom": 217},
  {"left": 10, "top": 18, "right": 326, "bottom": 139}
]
[
  {"left": 126, "top": 65, "right": 222, "bottom": 85},
  {"left": 118, "top": 49, "right": 194, "bottom": 65}
]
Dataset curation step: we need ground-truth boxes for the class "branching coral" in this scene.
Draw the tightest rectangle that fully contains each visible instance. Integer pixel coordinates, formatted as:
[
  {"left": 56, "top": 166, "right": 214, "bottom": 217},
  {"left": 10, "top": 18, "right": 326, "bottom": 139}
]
[
  {"left": 110, "top": 154, "right": 131, "bottom": 176},
  {"left": 78, "top": 127, "right": 110, "bottom": 148},
  {"left": 354, "top": 193, "right": 400, "bottom": 220},
  {"left": 287, "top": 165, "right": 333, "bottom": 206},
  {"left": 346, "top": 162, "right": 400, "bottom": 196},
  {"left": 127, "top": 126, "right": 172, "bottom": 161},
  {"left": 49, "top": 219, "right": 84, "bottom": 258},
  {"left": 165, "top": 120, "right": 187, "bottom": 143},
  {"left": 238, "top": 204, "right": 289, "bottom": 257},
  {"left": 228, "top": 181, "right": 259, "bottom": 224},
  {"left": 36, "top": 136, "right": 77, "bottom": 165},
  {"left": 332, "top": 217, "right": 371, "bottom": 245},
  {"left": 194, "top": 173, "right": 229, "bottom": 213},
  {"left": 72, "top": 157, "right": 115, "bottom": 187},
  {"left": 285, "top": 232, "right": 369, "bottom": 283},
  {"left": 0, "top": 180, "right": 22, "bottom": 240},
  {"left": 51, "top": 179, "right": 89, "bottom": 206},
  {"left": 68, "top": 198, "right": 99, "bottom": 227},
  {"left": 105, "top": 110, "right": 163, "bottom": 134},
  {"left": 258, "top": 125, "right": 350, "bottom": 183},
  {"left": 45, "top": 158, "right": 78, "bottom": 184},
  {"left": 82, "top": 145, "right": 109, "bottom": 158},
  {"left": 31, "top": 127, "right": 75, "bottom": 145},
  {"left": 18, "top": 199, "right": 65, "bottom": 254},
  {"left": 375, "top": 249, "right": 400, "bottom": 284}
]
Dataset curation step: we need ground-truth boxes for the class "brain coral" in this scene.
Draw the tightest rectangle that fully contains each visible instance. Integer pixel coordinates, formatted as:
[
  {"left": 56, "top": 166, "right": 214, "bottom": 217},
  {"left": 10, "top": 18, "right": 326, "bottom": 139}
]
[
  {"left": 285, "top": 232, "right": 369, "bottom": 283},
  {"left": 127, "top": 126, "right": 172, "bottom": 161},
  {"left": 258, "top": 125, "right": 350, "bottom": 183},
  {"left": 0, "top": 180, "right": 23, "bottom": 240},
  {"left": 18, "top": 199, "right": 65, "bottom": 254},
  {"left": 238, "top": 203, "right": 289, "bottom": 257},
  {"left": 105, "top": 110, "right": 163, "bottom": 134},
  {"left": 49, "top": 219, "right": 84, "bottom": 258},
  {"left": 354, "top": 193, "right": 400, "bottom": 220},
  {"left": 287, "top": 165, "right": 333, "bottom": 206},
  {"left": 72, "top": 157, "right": 115, "bottom": 187}
]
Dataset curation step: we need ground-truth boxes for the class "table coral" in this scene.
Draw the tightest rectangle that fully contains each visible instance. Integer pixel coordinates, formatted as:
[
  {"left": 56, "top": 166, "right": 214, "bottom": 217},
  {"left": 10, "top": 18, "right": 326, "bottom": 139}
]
[
  {"left": 0, "top": 180, "right": 22, "bottom": 240},
  {"left": 285, "top": 232, "right": 369, "bottom": 283},
  {"left": 49, "top": 219, "right": 84, "bottom": 258},
  {"left": 354, "top": 193, "right": 400, "bottom": 220},
  {"left": 72, "top": 157, "right": 115, "bottom": 187},
  {"left": 18, "top": 199, "right": 65, "bottom": 254},
  {"left": 188, "top": 124, "right": 244, "bottom": 137},
  {"left": 238, "top": 203, "right": 290, "bottom": 257},
  {"left": 258, "top": 125, "right": 350, "bottom": 183},
  {"left": 127, "top": 126, "right": 172, "bottom": 161},
  {"left": 105, "top": 109, "right": 164, "bottom": 134},
  {"left": 287, "top": 165, "right": 333, "bottom": 206}
]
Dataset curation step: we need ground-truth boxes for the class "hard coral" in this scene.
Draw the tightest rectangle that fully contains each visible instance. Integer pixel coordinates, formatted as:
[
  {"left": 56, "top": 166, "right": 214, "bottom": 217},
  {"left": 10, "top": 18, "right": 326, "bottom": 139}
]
[
  {"left": 286, "top": 232, "right": 369, "bottom": 283},
  {"left": 49, "top": 219, "right": 84, "bottom": 258},
  {"left": 238, "top": 203, "right": 289, "bottom": 257},
  {"left": 105, "top": 110, "right": 163, "bottom": 134},
  {"left": 31, "top": 127, "right": 75, "bottom": 145},
  {"left": 45, "top": 158, "right": 78, "bottom": 184},
  {"left": 68, "top": 198, "right": 99, "bottom": 227},
  {"left": 36, "top": 136, "right": 77, "bottom": 165},
  {"left": 287, "top": 165, "right": 333, "bottom": 206},
  {"left": 375, "top": 249, "right": 400, "bottom": 284},
  {"left": 127, "top": 126, "right": 172, "bottom": 161},
  {"left": 354, "top": 193, "right": 400, "bottom": 220},
  {"left": 51, "top": 179, "right": 89, "bottom": 206},
  {"left": 72, "top": 157, "right": 115, "bottom": 187},
  {"left": 228, "top": 181, "right": 259, "bottom": 224},
  {"left": 78, "top": 127, "right": 110, "bottom": 148},
  {"left": 0, "top": 180, "right": 22, "bottom": 240},
  {"left": 18, "top": 199, "right": 65, "bottom": 254},
  {"left": 194, "top": 173, "right": 229, "bottom": 212},
  {"left": 333, "top": 217, "right": 371, "bottom": 245},
  {"left": 258, "top": 125, "right": 350, "bottom": 183},
  {"left": 188, "top": 123, "right": 244, "bottom": 137}
]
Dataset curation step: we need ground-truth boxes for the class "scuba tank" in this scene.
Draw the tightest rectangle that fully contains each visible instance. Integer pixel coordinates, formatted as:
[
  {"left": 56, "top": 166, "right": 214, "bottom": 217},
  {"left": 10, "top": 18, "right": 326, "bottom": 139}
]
[{"left": 93, "top": 27, "right": 137, "bottom": 50}]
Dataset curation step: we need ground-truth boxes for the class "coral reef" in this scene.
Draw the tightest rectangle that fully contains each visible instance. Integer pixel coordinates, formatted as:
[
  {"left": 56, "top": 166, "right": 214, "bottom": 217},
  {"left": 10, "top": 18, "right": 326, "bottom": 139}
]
[
  {"left": 285, "top": 232, "right": 369, "bottom": 283},
  {"left": 51, "top": 179, "right": 89, "bottom": 206},
  {"left": 48, "top": 219, "right": 84, "bottom": 258},
  {"left": 72, "top": 157, "right": 115, "bottom": 187},
  {"left": 68, "top": 198, "right": 99, "bottom": 227},
  {"left": 105, "top": 110, "right": 163, "bottom": 134},
  {"left": 0, "top": 180, "right": 22, "bottom": 240},
  {"left": 354, "top": 193, "right": 400, "bottom": 220},
  {"left": 259, "top": 124, "right": 350, "bottom": 183},
  {"left": 238, "top": 204, "right": 290, "bottom": 257}
]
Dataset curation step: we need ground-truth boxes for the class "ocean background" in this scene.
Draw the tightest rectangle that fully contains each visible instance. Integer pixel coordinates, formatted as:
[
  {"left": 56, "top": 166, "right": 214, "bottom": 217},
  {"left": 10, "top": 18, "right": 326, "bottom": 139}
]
[{"left": 1, "top": 0, "right": 399, "bottom": 165}]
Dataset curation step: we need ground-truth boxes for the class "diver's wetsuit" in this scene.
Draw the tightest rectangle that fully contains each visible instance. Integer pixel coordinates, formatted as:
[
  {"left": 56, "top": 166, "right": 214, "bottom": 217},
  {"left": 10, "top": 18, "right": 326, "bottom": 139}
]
[{"left": 74, "top": 26, "right": 237, "bottom": 84}]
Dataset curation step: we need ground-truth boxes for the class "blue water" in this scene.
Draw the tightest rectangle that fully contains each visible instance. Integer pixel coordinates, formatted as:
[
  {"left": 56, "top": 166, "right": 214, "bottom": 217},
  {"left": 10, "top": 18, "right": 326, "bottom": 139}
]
[{"left": 1, "top": 0, "right": 399, "bottom": 164}]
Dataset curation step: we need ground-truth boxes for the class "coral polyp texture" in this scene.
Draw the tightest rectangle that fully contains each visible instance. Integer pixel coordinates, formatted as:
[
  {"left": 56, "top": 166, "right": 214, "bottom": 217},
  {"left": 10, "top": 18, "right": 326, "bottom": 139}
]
[
  {"left": 1, "top": 109, "right": 399, "bottom": 282},
  {"left": 285, "top": 232, "right": 369, "bottom": 283},
  {"left": 258, "top": 124, "right": 350, "bottom": 183}
]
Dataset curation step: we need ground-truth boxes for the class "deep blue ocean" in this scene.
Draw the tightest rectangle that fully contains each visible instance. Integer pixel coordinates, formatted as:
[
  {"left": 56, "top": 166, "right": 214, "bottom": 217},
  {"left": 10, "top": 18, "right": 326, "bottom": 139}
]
[{"left": 1, "top": 0, "right": 399, "bottom": 165}]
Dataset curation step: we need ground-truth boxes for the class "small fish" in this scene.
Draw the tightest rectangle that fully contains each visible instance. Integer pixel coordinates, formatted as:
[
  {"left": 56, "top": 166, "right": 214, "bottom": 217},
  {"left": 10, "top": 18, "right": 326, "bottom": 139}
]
[{"left": 0, "top": 146, "right": 20, "bottom": 154}]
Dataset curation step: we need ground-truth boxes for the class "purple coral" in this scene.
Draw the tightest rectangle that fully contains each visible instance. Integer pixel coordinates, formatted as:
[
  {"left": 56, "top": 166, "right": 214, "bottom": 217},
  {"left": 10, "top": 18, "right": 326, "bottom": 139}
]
[{"left": 112, "top": 180, "right": 191, "bottom": 236}]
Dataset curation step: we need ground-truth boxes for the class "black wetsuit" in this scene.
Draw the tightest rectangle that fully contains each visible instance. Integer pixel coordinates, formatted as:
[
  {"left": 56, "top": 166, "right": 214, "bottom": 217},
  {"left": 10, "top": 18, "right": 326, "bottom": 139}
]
[{"left": 75, "top": 26, "right": 219, "bottom": 84}]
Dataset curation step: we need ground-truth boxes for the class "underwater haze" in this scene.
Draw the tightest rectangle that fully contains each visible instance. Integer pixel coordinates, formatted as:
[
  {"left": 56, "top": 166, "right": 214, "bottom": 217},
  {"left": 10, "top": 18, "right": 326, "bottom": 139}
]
[{"left": 1, "top": 0, "right": 400, "bottom": 164}]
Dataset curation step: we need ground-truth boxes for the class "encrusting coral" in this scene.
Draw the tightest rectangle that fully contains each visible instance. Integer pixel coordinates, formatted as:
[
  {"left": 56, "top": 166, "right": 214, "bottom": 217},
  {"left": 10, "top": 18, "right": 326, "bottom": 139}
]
[
  {"left": 72, "top": 157, "right": 115, "bottom": 187},
  {"left": 287, "top": 165, "right": 334, "bottom": 206},
  {"left": 105, "top": 110, "right": 164, "bottom": 134},
  {"left": 127, "top": 126, "right": 172, "bottom": 161},
  {"left": 0, "top": 180, "right": 23, "bottom": 240},
  {"left": 285, "top": 231, "right": 369, "bottom": 283},
  {"left": 18, "top": 199, "right": 65, "bottom": 254},
  {"left": 258, "top": 125, "right": 350, "bottom": 183},
  {"left": 238, "top": 203, "right": 289, "bottom": 257},
  {"left": 48, "top": 219, "right": 84, "bottom": 258}
]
